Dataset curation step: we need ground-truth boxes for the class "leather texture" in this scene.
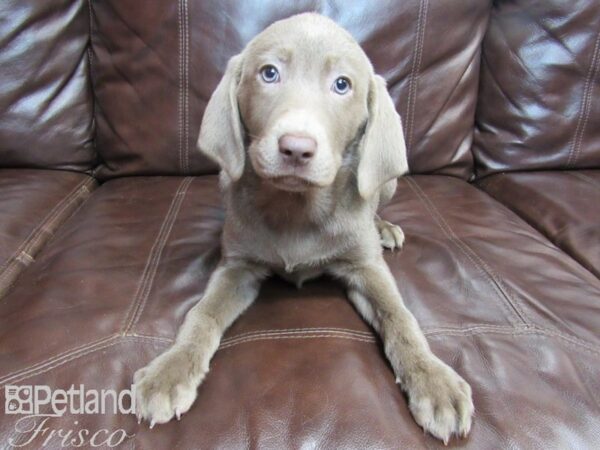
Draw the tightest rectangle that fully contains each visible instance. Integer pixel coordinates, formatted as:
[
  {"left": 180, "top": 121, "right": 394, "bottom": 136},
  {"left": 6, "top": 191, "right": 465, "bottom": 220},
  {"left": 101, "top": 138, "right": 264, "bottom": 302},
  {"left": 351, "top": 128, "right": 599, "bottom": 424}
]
[
  {"left": 1, "top": 0, "right": 600, "bottom": 448},
  {"left": 478, "top": 170, "right": 600, "bottom": 278},
  {"left": 0, "top": 176, "right": 598, "bottom": 448},
  {"left": 0, "top": 0, "right": 96, "bottom": 171},
  {"left": 0, "top": 169, "right": 96, "bottom": 298},
  {"left": 474, "top": 0, "right": 600, "bottom": 177},
  {"left": 89, "top": 0, "right": 490, "bottom": 179}
]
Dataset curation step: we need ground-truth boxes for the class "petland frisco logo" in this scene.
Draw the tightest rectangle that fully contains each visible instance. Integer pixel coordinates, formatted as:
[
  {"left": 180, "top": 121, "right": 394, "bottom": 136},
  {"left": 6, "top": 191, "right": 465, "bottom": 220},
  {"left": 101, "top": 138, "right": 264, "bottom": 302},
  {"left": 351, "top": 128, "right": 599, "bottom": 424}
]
[
  {"left": 5, "top": 384, "right": 135, "bottom": 416},
  {"left": 5, "top": 385, "right": 135, "bottom": 448}
]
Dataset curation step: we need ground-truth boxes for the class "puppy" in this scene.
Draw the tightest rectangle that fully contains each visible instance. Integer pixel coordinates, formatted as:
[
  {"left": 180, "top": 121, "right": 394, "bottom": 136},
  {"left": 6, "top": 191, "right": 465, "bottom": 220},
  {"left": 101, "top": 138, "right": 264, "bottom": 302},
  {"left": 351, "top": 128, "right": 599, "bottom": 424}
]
[{"left": 134, "top": 13, "right": 474, "bottom": 444}]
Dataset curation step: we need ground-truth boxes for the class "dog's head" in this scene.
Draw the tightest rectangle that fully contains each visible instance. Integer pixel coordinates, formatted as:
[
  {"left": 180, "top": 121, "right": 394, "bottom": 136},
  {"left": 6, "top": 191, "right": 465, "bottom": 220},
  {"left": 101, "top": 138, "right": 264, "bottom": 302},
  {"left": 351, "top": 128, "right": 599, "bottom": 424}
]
[{"left": 198, "top": 13, "right": 408, "bottom": 199}]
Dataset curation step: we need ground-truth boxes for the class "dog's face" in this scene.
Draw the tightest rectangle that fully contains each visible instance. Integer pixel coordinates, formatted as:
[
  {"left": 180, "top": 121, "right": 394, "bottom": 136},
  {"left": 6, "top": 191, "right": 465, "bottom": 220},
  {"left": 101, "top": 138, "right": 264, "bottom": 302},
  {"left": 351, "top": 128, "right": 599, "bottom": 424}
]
[
  {"left": 199, "top": 13, "right": 408, "bottom": 199},
  {"left": 237, "top": 17, "right": 371, "bottom": 191}
]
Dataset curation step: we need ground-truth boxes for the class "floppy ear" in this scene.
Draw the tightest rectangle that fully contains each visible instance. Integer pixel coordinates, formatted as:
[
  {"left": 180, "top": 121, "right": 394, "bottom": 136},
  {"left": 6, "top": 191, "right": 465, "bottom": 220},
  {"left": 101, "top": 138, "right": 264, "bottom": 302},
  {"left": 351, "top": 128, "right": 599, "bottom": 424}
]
[
  {"left": 357, "top": 75, "right": 409, "bottom": 199},
  {"left": 197, "top": 54, "right": 245, "bottom": 181}
]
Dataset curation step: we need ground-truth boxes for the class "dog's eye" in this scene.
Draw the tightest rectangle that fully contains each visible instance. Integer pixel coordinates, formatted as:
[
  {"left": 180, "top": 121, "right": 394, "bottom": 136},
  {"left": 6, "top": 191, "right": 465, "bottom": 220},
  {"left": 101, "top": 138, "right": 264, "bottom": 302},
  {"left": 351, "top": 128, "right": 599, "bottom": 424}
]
[
  {"left": 333, "top": 77, "right": 351, "bottom": 95},
  {"left": 260, "top": 65, "right": 280, "bottom": 83}
]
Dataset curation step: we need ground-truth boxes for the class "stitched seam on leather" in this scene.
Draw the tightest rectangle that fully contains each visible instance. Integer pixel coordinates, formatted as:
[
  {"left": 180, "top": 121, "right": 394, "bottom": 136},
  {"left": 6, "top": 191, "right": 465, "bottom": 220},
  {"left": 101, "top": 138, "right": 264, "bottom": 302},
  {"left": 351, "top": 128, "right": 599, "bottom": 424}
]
[
  {"left": 221, "top": 329, "right": 376, "bottom": 346},
  {"left": 20, "top": 180, "right": 95, "bottom": 260},
  {"left": 129, "top": 333, "right": 174, "bottom": 344},
  {"left": 177, "top": 0, "right": 190, "bottom": 174},
  {"left": 0, "top": 336, "right": 114, "bottom": 383},
  {"left": 137, "top": 326, "right": 544, "bottom": 345},
  {"left": 569, "top": 171, "right": 600, "bottom": 191},
  {"left": 122, "top": 178, "right": 192, "bottom": 333},
  {"left": 529, "top": 326, "right": 600, "bottom": 357},
  {"left": 127, "top": 177, "right": 192, "bottom": 331},
  {"left": 0, "top": 335, "right": 369, "bottom": 388},
  {"left": 122, "top": 177, "right": 193, "bottom": 334},
  {"left": 0, "top": 334, "right": 174, "bottom": 388},
  {"left": 221, "top": 327, "right": 374, "bottom": 344},
  {"left": 404, "top": 177, "right": 530, "bottom": 325},
  {"left": 424, "top": 324, "right": 527, "bottom": 335},
  {"left": 3, "top": 327, "right": 597, "bottom": 388},
  {"left": 572, "top": 39, "right": 600, "bottom": 166},
  {"left": 4, "top": 177, "right": 190, "bottom": 383},
  {"left": 423, "top": 322, "right": 600, "bottom": 357},
  {"left": 426, "top": 326, "right": 600, "bottom": 358},
  {"left": 567, "top": 30, "right": 600, "bottom": 167},
  {"left": 219, "top": 333, "right": 377, "bottom": 350},
  {"left": 177, "top": 0, "right": 183, "bottom": 173},
  {"left": 120, "top": 179, "right": 184, "bottom": 334},
  {"left": 17, "top": 252, "right": 34, "bottom": 264},
  {"left": 135, "top": 326, "right": 542, "bottom": 346},
  {"left": 0, "top": 335, "right": 118, "bottom": 386},
  {"left": 405, "top": 0, "right": 429, "bottom": 152},
  {"left": 184, "top": 0, "right": 190, "bottom": 173},
  {"left": 0, "top": 256, "right": 33, "bottom": 299},
  {"left": 0, "top": 338, "right": 121, "bottom": 387},
  {"left": 0, "top": 179, "right": 94, "bottom": 297},
  {"left": 430, "top": 177, "right": 600, "bottom": 347},
  {"left": 129, "top": 328, "right": 375, "bottom": 346},
  {"left": 0, "top": 178, "right": 89, "bottom": 275},
  {"left": 404, "top": 177, "right": 526, "bottom": 323}
]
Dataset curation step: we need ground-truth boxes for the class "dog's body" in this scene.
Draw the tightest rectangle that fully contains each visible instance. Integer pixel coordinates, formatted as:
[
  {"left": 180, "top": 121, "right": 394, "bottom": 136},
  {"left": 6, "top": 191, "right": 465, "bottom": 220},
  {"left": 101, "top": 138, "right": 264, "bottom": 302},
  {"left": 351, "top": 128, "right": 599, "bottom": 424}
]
[
  {"left": 225, "top": 163, "right": 393, "bottom": 284},
  {"left": 134, "top": 13, "right": 474, "bottom": 444}
]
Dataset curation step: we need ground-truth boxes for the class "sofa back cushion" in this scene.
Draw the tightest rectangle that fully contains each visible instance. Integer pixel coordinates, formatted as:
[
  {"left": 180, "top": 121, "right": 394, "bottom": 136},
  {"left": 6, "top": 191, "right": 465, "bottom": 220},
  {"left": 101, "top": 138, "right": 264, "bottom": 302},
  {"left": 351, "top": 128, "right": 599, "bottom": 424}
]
[
  {"left": 89, "top": 0, "right": 490, "bottom": 179},
  {"left": 474, "top": 0, "right": 600, "bottom": 177},
  {"left": 0, "top": 0, "right": 96, "bottom": 171}
]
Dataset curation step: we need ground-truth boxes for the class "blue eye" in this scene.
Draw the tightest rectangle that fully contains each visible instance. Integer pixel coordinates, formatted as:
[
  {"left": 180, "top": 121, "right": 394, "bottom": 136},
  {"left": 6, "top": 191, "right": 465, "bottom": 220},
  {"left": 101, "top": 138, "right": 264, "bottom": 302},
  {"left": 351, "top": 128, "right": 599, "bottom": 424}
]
[
  {"left": 260, "top": 65, "right": 280, "bottom": 83},
  {"left": 333, "top": 77, "right": 351, "bottom": 94}
]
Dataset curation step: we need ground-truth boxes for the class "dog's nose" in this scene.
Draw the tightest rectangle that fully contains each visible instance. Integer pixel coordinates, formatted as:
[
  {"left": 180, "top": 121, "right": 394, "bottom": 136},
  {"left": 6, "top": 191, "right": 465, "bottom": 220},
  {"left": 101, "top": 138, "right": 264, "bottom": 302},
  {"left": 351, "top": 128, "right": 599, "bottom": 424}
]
[{"left": 278, "top": 134, "right": 316, "bottom": 165}]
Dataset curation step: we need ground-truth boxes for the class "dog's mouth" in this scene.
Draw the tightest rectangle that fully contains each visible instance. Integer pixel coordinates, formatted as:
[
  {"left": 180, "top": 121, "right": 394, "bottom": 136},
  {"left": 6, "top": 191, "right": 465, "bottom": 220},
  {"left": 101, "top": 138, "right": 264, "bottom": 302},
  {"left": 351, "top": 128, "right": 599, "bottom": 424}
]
[
  {"left": 266, "top": 176, "right": 316, "bottom": 192},
  {"left": 249, "top": 141, "right": 336, "bottom": 192}
]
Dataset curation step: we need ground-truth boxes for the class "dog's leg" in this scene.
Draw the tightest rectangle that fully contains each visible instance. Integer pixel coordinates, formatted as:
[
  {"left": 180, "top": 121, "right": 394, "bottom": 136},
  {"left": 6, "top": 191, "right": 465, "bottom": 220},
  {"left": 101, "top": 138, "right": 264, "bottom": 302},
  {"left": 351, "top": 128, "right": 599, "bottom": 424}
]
[
  {"left": 376, "top": 179, "right": 404, "bottom": 250},
  {"left": 375, "top": 215, "right": 405, "bottom": 250},
  {"left": 332, "top": 259, "right": 473, "bottom": 443},
  {"left": 134, "top": 260, "right": 268, "bottom": 426}
]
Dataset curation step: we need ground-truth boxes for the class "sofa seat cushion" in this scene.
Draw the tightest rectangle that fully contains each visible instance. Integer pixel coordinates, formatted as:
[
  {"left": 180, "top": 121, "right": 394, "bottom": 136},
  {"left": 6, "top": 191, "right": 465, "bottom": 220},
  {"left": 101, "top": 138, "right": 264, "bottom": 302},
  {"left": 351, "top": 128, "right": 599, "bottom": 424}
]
[
  {"left": 478, "top": 170, "right": 600, "bottom": 278},
  {"left": 0, "top": 175, "right": 599, "bottom": 448},
  {"left": 0, "top": 169, "right": 96, "bottom": 297}
]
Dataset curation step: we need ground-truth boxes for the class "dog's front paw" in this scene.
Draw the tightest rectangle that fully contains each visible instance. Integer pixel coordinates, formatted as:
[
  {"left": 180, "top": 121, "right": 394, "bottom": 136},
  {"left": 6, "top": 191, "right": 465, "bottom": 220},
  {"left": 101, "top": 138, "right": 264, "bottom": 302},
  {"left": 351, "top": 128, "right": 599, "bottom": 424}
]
[
  {"left": 134, "top": 346, "right": 207, "bottom": 427},
  {"left": 404, "top": 358, "right": 474, "bottom": 444},
  {"left": 376, "top": 219, "right": 405, "bottom": 250}
]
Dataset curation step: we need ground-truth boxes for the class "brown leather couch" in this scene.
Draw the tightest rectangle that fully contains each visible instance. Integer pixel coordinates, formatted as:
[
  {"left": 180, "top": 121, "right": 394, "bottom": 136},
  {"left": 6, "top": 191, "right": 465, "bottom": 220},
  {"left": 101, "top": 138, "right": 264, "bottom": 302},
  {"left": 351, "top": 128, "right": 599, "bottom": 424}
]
[{"left": 1, "top": 1, "right": 599, "bottom": 448}]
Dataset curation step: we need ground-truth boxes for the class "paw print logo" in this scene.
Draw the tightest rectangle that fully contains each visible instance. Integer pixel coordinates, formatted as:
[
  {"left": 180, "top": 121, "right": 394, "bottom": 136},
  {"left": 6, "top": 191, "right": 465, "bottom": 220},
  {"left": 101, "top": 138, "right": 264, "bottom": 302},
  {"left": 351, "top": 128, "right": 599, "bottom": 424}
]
[{"left": 5, "top": 386, "right": 33, "bottom": 414}]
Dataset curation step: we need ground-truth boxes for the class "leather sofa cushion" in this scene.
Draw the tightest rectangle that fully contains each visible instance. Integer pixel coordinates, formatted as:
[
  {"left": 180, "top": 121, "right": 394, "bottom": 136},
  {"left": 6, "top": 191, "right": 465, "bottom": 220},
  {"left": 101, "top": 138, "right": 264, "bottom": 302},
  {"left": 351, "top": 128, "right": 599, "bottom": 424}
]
[
  {"left": 0, "top": 169, "right": 96, "bottom": 298},
  {"left": 478, "top": 170, "right": 600, "bottom": 278},
  {"left": 0, "top": 0, "right": 96, "bottom": 170},
  {"left": 89, "top": 1, "right": 490, "bottom": 179},
  {"left": 1, "top": 175, "right": 599, "bottom": 447},
  {"left": 473, "top": 0, "right": 600, "bottom": 177}
]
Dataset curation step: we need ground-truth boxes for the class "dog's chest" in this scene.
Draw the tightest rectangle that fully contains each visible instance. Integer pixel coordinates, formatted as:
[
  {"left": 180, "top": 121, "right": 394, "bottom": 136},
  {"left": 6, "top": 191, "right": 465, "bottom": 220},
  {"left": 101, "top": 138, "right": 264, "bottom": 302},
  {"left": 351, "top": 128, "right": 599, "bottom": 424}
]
[
  {"left": 257, "top": 225, "right": 343, "bottom": 273},
  {"left": 226, "top": 185, "right": 364, "bottom": 274}
]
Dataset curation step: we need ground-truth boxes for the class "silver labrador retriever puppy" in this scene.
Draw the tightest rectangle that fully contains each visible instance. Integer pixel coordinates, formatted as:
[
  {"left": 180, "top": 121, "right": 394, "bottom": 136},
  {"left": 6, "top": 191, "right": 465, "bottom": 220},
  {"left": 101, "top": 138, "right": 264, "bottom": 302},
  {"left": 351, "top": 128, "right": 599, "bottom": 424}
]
[{"left": 134, "top": 13, "right": 474, "bottom": 443}]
